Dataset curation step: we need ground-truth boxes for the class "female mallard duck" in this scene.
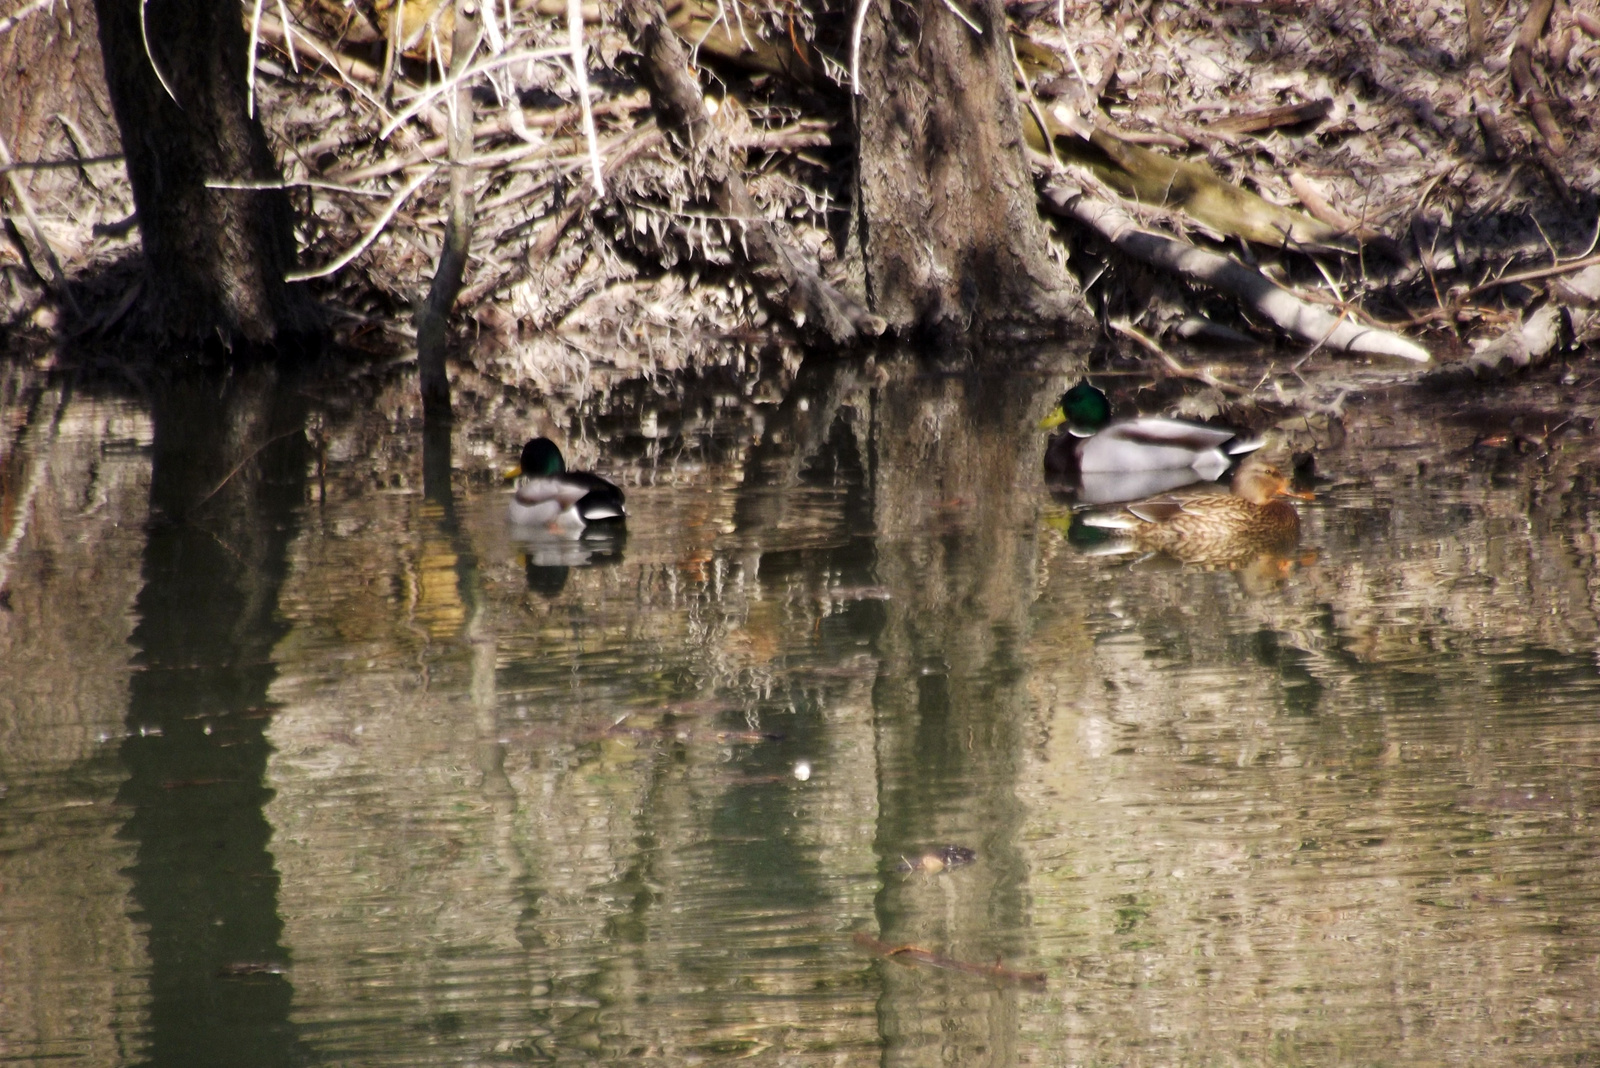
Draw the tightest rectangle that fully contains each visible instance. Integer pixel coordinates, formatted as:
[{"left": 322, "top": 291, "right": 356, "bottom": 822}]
[
  {"left": 1042, "top": 383, "right": 1262, "bottom": 488},
  {"left": 1081, "top": 457, "right": 1312, "bottom": 567},
  {"left": 508, "top": 437, "right": 627, "bottom": 536}
]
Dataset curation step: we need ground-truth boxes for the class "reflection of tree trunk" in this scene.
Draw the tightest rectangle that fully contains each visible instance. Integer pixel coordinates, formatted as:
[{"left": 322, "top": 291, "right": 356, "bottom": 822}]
[
  {"left": 90, "top": 0, "right": 320, "bottom": 343},
  {"left": 855, "top": 0, "right": 1081, "bottom": 339},
  {"left": 864, "top": 357, "right": 1055, "bottom": 1062},
  {"left": 119, "top": 366, "right": 310, "bottom": 1066}
]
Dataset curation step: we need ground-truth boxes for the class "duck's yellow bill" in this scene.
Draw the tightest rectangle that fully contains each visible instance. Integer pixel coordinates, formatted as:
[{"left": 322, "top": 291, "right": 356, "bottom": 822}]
[
  {"left": 1037, "top": 405, "right": 1067, "bottom": 430},
  {"left": 503, "top": 464, "right": 523, "bottom": 480}
]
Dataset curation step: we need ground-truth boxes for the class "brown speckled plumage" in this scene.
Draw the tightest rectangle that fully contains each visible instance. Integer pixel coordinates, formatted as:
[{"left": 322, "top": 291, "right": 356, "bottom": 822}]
[{"left": 1123, "top": 461, "right": 1309, "bottom": 567}]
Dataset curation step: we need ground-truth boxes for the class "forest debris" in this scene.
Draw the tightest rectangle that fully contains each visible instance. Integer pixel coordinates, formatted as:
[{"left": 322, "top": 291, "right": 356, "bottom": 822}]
[
  {"left": 1036, "top": 109, "right": 1352, "bottom": 252},
  {"left": 1109, "top": 319, "right": 1248, "bottom": 393},
  {"left": 1551, "top": 264, "right": 1600, "bottom": 305},
  {"left": 621, "top": 0, "right": 882, "bottom": 343},
  {"left": 664, "top": 0, "right": 823, "bottom": 85},
  {"left": 459, "top": 123, "right": 664, "bottom": 305},
  {"left": 1475, "top": 103, "right": 1512, "bottom": 162},
  {"left": 1466, "top": 250, "right": 1600, "bottom": 297},
  {"left": 851, "top": 932, "right": 1048, "bottom": 989},
  {"left": 1210, "top": 97, "right": 1332, "bottom": 135},
  {"left": 1510, "top": 0, "right": 1566, "bottom": 155},
  {"left": 1465, "top": 0, "right": 1486, "bottom": 56},
  {"left": 1286, "top": 171, "right": 1391, "bottom": 249},
  {"left": 1462, "top": 303, "right": 1562, "bottom": 373},
  {"left": 0, "top": 132, "right": 82, "bottom": 316},
  {"left": 1041, "top": 176, "right": 1431, "bottom": 362}
]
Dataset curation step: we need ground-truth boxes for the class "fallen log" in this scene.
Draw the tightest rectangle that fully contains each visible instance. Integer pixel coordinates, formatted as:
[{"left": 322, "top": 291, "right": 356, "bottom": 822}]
[{"left": 1040, "top": 174, "right": 1430, "bottom": 362}]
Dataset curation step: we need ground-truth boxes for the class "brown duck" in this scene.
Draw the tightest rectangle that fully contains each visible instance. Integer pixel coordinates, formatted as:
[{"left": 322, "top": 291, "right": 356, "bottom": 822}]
[{"left": 1081, "top": 458, "right": 1312, "bottom": 568}]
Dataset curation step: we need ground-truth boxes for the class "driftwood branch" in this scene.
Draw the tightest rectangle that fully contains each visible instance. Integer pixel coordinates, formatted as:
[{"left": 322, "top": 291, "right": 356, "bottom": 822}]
[
  {"left": 1510, "top": 0, "right": 1566, "bottom": 155},
  {"left": 1041, "top": 176, "right": 1430, "bottom": 363},
  {"left": 620, "top": 0, "right": 883, "bottom": 344}
]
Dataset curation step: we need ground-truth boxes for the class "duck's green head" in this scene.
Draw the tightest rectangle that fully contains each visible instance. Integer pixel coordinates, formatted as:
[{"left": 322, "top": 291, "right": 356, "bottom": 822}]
[
  {"left": 1039, "top": 383, "right": 1113, "bottom": 434},
  {"left": 517, "top": 437, "right": 566, "bottom": 477}
]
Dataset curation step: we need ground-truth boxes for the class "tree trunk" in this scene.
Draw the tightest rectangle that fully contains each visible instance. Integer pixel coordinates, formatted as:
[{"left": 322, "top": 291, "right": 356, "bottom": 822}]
[
  {"left": 91, "top": 0, "right": 320, "bottom": 345},
  {"left": 0, "top": 0, "right": 120, "bottom": 202},
  {"left": 855, "top": 0, "right": 1081, "bottom": 340}
]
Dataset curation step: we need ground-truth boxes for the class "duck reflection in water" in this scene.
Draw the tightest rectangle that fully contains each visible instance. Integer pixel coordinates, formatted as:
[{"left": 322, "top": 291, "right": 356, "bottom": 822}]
[
  {"left": 517, "top": 527, "right": 626, "bottom": 597},
  {"left": 1075, "top": 456, "right": 1314, "bottom": 570},
  {"left": 1040, "top": 382, "right": 1262, "bottom": 505}
]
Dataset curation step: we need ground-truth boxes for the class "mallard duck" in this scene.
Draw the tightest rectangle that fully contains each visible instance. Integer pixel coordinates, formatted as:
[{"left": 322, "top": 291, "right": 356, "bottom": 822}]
[
  {"left": 1080, "top": 457, "right": 1311, "bottom": 567},
  {"left": 1041, "top": 383, "right": 1262, "bottom": 490},
  {"left": 507, "top": 437, "right": 626, "bottom": 536}
]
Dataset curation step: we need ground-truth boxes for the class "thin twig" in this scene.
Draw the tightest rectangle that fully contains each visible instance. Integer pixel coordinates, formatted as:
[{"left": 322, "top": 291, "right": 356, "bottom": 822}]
[
  {"left": 0, "top": 153, "right": 124, "bottom": 173},
  {"left": 569, "top": 0, "right": 604, "bottom": 196},
  {"left": 274, "top": 0, "right": 299, "bottom": 71},
  {"left": 380, "top": 46, "right": 568, "bottom": 139},
  {"left": 938, "top": 0, "right": 982, "bottom": 34},
  {"left": 1465, "top": 250, "right": 1600, "bottom": 297},
  {"left": 1108, "top": 319, "right": 1246, "bottom": 394},
  {"left": 140, "top": 0, "right": 182, "bottom": 106},
  {"left": 850, "top": 0, "right": 872, "bottom": 96},
  {"left": 207, "top": 177, "right": 391, "bottom": 196},
  {"left": 286, "top": 165, "right": 436, "bottom": 281},
  {"left": 247, "top": 0, "right": 265, "bottom": 117},
  {"left": 191, "top": 429, "right": 309, "bottom": 510}
]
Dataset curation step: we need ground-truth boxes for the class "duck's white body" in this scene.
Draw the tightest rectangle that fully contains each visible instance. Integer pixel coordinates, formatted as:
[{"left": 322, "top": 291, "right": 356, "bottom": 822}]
[{"left": 1075, "top": 419, "right": 1248, "bottom": 479}]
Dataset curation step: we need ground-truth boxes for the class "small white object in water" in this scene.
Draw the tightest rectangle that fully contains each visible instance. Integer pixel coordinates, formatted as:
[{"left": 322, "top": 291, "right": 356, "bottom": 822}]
[{"left": 793, "top": 760, "right": 812, "bottom": 782}]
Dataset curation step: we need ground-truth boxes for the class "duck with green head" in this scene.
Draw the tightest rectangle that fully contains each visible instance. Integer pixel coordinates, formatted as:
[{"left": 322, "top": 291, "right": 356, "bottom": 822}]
[
  {"left": 1041, "top": 383, "right": 1262, "bottom": 502},
  {"left": 508, "top": 437, "right": 627, "bottom": 536}
]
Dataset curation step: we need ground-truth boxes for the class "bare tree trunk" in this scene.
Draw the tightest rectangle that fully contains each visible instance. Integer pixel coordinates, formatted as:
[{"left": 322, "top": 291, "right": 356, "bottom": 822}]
[
  {"left": 91, "top": 0, "right": 321, "bottom": 345},
  {"left": 416, "top": 0, "right": 480, "bottom": 423},
  {"left": 854, "top": 0, "right": 1081, "bottom": 340}
]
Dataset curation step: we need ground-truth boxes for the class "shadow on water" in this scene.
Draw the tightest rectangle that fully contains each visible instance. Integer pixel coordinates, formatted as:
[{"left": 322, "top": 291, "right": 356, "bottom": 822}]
[{"left": 118, "top": 363, "right": 311, "bottom": 1067}]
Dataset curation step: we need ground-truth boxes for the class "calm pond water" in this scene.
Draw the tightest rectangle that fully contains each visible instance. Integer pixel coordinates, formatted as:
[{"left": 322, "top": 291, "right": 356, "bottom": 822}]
[{"left": 4, "top": 349, "right": 1600, "bottom": 1067}]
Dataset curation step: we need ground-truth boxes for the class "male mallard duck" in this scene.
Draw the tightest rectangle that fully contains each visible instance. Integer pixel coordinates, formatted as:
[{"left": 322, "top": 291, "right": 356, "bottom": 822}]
[
  {"left": 507, "top": 437, "right": 627, "bottom": 536},
  {"left": 1080, "top": 457, "right": 1312, "bottom": 567},
  {"left": 1041, "top": 382, "right": 1262, "bottom": 488}
]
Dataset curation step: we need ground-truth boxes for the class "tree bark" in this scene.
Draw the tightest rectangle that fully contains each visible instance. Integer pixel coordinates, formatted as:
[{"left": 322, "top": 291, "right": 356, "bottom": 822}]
[
  {"left": 91, "top": 0, "right": 321, "bottom": 345},
  {"left": 0, "top": 0, "right": 120, "bottom": 203},
  {"left": 416, "top": 0, "right": 480, "bottom": 423},
  {"left": 855, "top": 0, "right": 1081, "bottom": 340}
]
